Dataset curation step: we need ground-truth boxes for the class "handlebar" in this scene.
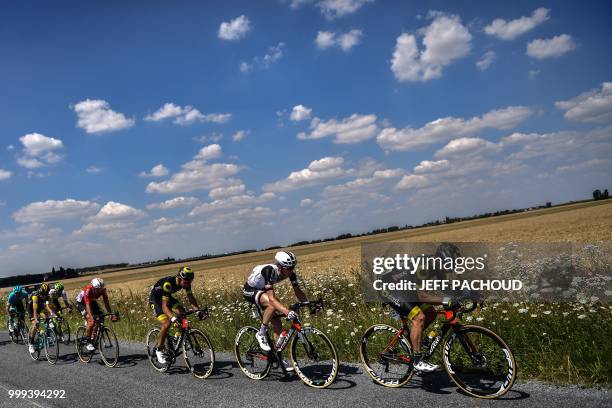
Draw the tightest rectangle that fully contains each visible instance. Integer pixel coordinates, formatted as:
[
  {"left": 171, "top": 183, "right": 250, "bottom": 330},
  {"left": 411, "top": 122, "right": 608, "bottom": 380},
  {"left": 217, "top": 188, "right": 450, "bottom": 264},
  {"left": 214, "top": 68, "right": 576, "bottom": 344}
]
[
  {"left": 440, "top": 298, "right": 482, "bottom": 322},
  {"left": 289, "top": 298, "right": 324, "bottom": 313}
]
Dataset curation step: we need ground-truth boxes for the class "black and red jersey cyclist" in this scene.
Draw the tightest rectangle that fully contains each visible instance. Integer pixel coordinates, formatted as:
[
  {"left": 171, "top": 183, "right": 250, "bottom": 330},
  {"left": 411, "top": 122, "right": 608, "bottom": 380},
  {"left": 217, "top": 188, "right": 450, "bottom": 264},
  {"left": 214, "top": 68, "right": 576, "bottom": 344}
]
[
  {"left": 75, "top": 278, "right": 119, "bottom": 352},
  {"left": 243, "top": 251, "right": 312, "bottom": 366},
  {"left": 148, "top": 266, "right": 206, "bottom": 364}
]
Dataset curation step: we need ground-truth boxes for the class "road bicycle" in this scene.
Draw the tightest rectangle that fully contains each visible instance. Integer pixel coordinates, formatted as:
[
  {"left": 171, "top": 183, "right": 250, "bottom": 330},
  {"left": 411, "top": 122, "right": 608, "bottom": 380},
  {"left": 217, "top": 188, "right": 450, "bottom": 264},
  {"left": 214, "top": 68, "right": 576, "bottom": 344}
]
[
  {"left": 146, "top": 308, "right": 215, "bottom": 379},
  {"left": 359, "top": 300, "right": 517, "bottom": 399},
  {"left": 76, "top": 312, "right": 120, "bottom": 367},
  {"left": 7, "top": 312, "right": 28, "bottom": 345},
  {"left": 28, "top": 316, "right": 59, "bottom": 365},
  {"left": 50, "top": 311, "right": 72, "bottom": 345},
  {"left": 235, "top": 299, "right": 339, "bottom": 389}
]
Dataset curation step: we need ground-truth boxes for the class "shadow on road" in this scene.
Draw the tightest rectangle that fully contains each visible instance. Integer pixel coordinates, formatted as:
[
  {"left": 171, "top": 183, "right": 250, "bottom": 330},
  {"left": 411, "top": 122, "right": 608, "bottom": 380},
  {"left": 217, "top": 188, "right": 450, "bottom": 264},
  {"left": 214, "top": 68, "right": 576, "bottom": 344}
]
[
  {"left": 207, "top": 359, "right": 236, "bottom": 379},
  {"left": 57, "top": 351, "right": 78, "bottom": 364},
  {"left": 115, "top": 352, "right": 148, "bottom": 368}
]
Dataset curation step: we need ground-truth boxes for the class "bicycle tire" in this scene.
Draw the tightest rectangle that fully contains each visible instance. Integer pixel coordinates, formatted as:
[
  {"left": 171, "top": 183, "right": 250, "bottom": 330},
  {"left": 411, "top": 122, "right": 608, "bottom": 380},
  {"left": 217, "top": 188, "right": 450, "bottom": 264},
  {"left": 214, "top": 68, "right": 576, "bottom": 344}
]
[
  {"left": 29, "top": 330, "right": 42, "bottom": 361},
  {"left": 99, "top": 326, "right": 119, "bottom": 367},
  {"left": 183, "top": 329, "right": 215, "bottom": 379},
  {"left": 75, "top": 325, "right": 93, "bottom": 363},
  {"left": 290, "top": 326, "right": 339, "bottom": 389},
  {"left": 146, "top": 328, "right": 170, "bottom": 372},
  {"left": 44, "top": 326, "right": 59, "bottom": 365},
  {"left": 443, "top": 325, "right": 517, "bottom": 399},
  {"left": 235, "top": 326, "right": 272, "bottom": 380}
]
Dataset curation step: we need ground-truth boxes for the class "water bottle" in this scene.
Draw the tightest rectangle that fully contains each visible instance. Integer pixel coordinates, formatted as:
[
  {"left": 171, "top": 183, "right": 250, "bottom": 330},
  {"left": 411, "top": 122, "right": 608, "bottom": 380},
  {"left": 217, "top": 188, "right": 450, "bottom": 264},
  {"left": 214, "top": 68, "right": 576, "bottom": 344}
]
[{"left": 275, "top": 330, "right": 288, "bottom": 349}]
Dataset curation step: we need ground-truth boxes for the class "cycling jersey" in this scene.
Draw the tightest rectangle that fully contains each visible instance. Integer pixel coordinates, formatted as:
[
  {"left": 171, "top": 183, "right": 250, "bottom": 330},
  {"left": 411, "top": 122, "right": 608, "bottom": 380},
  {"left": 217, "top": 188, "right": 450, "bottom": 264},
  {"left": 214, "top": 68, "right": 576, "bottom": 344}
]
[
  {"left": 48, "top": 288, "right": 69, "bottom": 305},
  {"left": 245, "top": 264, "right": 298, "bottom": 291},
  {"left": 75, "top": 284, "right": 107, "bottom": 305},
  {"left": 149, "top": 276, "right": 192, "bottom": 303},
  {"left": 8, "top": 288, "right": 29, "bottom": 306},
  {"left": 27, "top": 290, "right": 50, "bottom": 318}
]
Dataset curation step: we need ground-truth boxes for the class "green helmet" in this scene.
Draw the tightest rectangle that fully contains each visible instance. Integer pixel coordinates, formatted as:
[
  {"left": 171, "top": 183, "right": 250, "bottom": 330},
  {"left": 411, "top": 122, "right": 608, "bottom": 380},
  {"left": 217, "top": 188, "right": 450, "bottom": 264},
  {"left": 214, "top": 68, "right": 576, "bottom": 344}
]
[{"left": 55, "top": 282, "right": 64, "bottom": 292}]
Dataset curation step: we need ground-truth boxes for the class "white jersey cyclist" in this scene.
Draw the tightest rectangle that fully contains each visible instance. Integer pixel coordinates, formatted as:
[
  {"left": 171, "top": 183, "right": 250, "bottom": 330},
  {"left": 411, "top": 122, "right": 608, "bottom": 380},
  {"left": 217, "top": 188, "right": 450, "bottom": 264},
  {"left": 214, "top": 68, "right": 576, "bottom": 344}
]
[{"left": 246, "top": 264, "right": 299, "bottom": 291}]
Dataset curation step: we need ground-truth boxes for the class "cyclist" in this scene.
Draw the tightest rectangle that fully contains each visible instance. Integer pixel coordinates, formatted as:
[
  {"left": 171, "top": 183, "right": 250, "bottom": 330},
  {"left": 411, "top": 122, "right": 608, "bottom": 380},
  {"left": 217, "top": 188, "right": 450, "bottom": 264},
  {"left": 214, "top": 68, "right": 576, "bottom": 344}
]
[
  {"left": 75, "top": 278, "right": 118, "bottom": 352},
  {"left": 148, "top": 266, "right": 206, "bottom": 364},
  {"left": 6, "top": 285, "right": 29, "bottom": 334},
  {"left": 47, "top": 282, "right": 73, "bottom": 342},
  {"left": 381, "top": 243, "right": 461, "bottom": 373},
  {"left": 242, "top": 251, "right": 311, "bottom": 366},
  {"left": 27, "top": 283, "right": 52, "bottom": 354}
]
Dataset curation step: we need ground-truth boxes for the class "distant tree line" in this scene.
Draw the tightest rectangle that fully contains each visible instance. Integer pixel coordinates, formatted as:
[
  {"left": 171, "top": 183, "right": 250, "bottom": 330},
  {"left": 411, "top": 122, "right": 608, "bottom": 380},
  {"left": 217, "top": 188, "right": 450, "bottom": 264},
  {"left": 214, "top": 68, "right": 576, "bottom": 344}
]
[{"left": 2, "top": 192, "right": 609, "bottom": 288}]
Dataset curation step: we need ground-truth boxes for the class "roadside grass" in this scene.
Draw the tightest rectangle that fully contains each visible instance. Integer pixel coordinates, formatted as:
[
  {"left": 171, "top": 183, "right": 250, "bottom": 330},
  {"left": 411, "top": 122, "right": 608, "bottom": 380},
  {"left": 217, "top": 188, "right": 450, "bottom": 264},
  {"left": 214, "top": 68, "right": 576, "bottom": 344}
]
[{"left": 1, "top": 269, "right": 610, "bottom": 387}]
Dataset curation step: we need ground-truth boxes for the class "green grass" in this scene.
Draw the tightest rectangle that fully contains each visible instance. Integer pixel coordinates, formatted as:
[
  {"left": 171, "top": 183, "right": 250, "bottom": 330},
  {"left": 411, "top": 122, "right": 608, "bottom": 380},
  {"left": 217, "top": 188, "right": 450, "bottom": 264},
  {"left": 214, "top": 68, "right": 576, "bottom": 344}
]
[{"left": 2, "top": 269, "right": 610, "bottom": 387}]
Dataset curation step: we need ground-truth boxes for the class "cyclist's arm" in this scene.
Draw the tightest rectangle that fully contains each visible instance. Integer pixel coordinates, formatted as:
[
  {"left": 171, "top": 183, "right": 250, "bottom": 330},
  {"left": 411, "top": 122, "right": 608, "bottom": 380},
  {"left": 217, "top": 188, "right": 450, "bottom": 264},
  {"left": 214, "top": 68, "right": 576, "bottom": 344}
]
[
  {"left": 185, "top": 288, "right": 199, "bottom": 310},
  {"left": 102, "top": 291, "right": 112, "bottom": 314},
  {"left": 266, "top": 289, "right": 289, "bottom": 316},
  {"left": 61, "top": 291, "right": 72, "bottom": 309},
  {"left": 32, "top": 296, "right": 39, "bottom": 321},
  {"left": 290, "top": 273, "right": 307, "bottom": 303}
]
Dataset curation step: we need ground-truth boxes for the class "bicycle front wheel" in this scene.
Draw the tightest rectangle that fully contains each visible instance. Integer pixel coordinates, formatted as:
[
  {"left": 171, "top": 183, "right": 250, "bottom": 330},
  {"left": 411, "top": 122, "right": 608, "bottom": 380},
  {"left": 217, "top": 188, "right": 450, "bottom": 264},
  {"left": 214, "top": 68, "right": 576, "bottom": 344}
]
[
  {"left": 75, "top": 326, "right": 93, "bottom": 363},
  {"left": 146, "top": 328, "right": 169, "bottom": 372},
  {"left": 29, "top": 330, "right": 41, "bottom": 361},
  {"left": 99, "top": 326, "right": 119, "bottom": 367},
  {"left": 183, "top": 329, "right": 215, "bottom": 379},
  {"left": 44, "top": 327, "right": 59, "bottom": 365},
  {"left": 234, "top": 326, "right": 272, "bottom": 380},
  {"left": 443, "top": 325, "right": 517, "bottom": 399},
  {"left": 59, "top": 319, "right": 71, "bottom": 345},
  {"left": 359, "top": 324, "right": 414, "bottom": 387},
  {"left": 290, "top": 327, "right": 339, "bottom": 388}
]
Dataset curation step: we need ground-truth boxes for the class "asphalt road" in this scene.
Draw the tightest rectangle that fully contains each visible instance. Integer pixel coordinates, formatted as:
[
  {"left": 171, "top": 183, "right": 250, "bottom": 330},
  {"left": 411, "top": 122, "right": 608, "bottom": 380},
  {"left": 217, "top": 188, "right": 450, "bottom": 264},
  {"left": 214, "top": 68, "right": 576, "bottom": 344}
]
[{"left": 0, "top": 332, "right": 609, "bottom": 408}]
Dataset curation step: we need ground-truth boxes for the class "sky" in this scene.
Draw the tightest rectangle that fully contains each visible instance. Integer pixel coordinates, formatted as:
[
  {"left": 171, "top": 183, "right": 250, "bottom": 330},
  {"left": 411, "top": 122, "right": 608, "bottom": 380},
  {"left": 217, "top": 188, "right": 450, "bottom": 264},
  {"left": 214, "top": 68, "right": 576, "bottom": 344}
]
[{"left": 1, "top": 0, "right": 611, "bottom": 277}]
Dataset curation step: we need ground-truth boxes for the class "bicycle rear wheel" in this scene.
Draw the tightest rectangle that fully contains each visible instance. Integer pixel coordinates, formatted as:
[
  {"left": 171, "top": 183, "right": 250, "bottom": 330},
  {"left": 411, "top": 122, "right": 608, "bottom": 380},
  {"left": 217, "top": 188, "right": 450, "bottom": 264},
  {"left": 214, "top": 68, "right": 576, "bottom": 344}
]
[
  {"left": 44, "top": 327, "right": 59, "bottom": 365},
  {"left": 99, "top": 326, "right": 119, "bottom": 367},
  {"left": 183, "top": 329, "right": 215, "bottom": 379},
  {"left": 234, "top": 326, "right": 272, "bottom": 380},
  {"left": 359, "top": 324, "right": 414, "bottom": 387},
  {"left": 146, "top": 328, "right": 170, "bottom": 372},
  {"left": 75, "top": 325, "right": 93, "bottom": 363},
  {"left": 443, "top": 325, "right": 517, "bottom": 399},
  {"left": 29, "top": 330, "right": 42, "bottom": 361},
  {"left": 59, "top": 319, "right": 71, "bottom": 345},
  {"left": 290, "top": 327, "right": 339, "bottom": 388}
]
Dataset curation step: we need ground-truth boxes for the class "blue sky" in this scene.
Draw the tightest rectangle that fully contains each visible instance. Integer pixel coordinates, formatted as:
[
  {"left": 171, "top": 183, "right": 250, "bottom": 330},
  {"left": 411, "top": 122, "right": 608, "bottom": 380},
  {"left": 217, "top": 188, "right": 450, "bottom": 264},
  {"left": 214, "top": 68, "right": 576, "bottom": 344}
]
[{"left": 1, "top": 0, "right": 611, "bottom": 276}]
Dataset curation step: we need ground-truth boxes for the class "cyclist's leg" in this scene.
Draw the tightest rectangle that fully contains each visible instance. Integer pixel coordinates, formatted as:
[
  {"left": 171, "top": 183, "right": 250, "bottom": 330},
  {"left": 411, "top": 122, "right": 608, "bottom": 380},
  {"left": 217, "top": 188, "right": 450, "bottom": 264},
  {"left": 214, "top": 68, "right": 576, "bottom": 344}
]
[
  {"left": 27, "top": 302, "right": 38, "bottom": 341},
  {"left": 407, "top": 304, "right": 426, "bottom": 353}
]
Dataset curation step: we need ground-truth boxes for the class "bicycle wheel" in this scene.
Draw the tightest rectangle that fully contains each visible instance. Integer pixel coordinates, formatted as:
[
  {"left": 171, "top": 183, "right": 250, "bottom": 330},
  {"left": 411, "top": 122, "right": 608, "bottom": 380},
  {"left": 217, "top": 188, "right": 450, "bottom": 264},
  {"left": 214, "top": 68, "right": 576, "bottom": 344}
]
[
  {"left": 29, "top": 330, "right": 42, "bottom": 361},
  {"left": 99, "top": 326, "right": 119, "bottom": 367},
  {"left": 183, "top": 329, "right": 215, "bottom": 379},
  {"left": 234, "top": 326, "right": 272, "bottom": 380},
  {"left": 146, "top": 328, "right": 170, "bottom": 372},
  {"left": 443, "top": 325, "right": 517, "bottom": 399},
  {"left": 75, "top": 326, "right": 93, "bottom": 363},
  {"left": 359, "top": 324, "right": 414, "bottom": 387},
  {"left": 290, "top": 327, "right": 339, "bottom": 388},
  {"left": 44, "top": 327, "right": 59, "bottom": 365},
  {"left": 8, "top": 317, "right": 18, "bottom": 344}
]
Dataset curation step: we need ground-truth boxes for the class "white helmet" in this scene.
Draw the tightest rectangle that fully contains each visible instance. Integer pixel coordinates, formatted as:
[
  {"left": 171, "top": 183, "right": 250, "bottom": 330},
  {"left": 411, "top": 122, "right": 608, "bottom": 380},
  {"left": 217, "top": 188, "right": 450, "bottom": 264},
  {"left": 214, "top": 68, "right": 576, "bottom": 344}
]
[
  {"left": 91, "top": 278, "right": 105, "bottom": 289},
  {"left": 275, "top": 251, "right": 297, "bottom": 268}
]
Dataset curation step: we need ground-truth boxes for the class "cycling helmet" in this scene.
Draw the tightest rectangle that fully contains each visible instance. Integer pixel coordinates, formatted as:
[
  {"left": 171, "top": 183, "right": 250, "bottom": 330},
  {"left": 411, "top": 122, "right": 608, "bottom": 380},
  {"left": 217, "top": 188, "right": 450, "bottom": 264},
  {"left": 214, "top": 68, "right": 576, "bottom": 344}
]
[
  {"left": 39, "top": 283, "right": 49, "bottom": 293},
  {"left": 13, "top": 285, "right": 23, "bottom": 293},
  {"left": 55, "top": 282, "right": 64, "bottom": 292},
  {"left": 178, "top": 266, "right": 194, "bottom": 280},
  {"left": 91, "top": 278, "right": 105, "bottom": 289},
  {"left": 275, "top": 251, "right": 297, "bottom": 268}
]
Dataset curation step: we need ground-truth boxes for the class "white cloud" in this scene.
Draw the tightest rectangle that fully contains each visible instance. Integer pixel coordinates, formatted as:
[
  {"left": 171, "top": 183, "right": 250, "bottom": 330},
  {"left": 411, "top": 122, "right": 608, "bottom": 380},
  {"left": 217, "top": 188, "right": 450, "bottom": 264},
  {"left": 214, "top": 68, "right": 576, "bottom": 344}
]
[
  {"left": 528, "top": 69, "right": 540, "bottom": 80},
  {"left": 189, "top": 193, "right": 275, "bottom": 217},
  {"left": 555, "top": 82, "right": 612, "bottom": 123},
  {"left": 232, "top": 130, "right": 249, "bottom": 142},
  {"left": 146, "top": 196, "right": 201, "bottom": 210},
  {"left": 89, "top": 201, "right": 145, "bottom": 222},
  {"left": 74, "top": 221, "right": 134, "bottom": 236},
  {"left": 263, "top": 156, "right": 346, "bottom": 192},
  {"left": 139, "top": 164, "right": 170, "bottom": 178},
  {"left": 72, "top": 99, "right": 135, "bottom": 134},
  {"left": 145, "top": 103, "right": 231, "bottom": 125},
  {"left": 300, "top": 198, "right": 314, "bottom": 207},
  {"left": 290, "top": 105, "right": 312, "bottom": 121},
  {"left": 147, "top": 162, "right": 241, "bottom": 194},
  {"left": 395, "top": 174, "right": 432, "bottom": 190},
  {"left": 297, "top": 113, "right": 378, "bottom": 144},
  {"left": 17, "top": 133, "right": 64, "bottom": 168},
  {"left": 315, "top": 29, "right": 363, "bottom": 51},
  {"left": 414, "top": 159, "right": 449, "bottom": 173},
  {"left": 434, "top": 137, "right": 499, "bottom": 158},
  {"left": 484, "top": 7, "right": 550, "bottom": 40},
  {"left": 13, "top": 199, "right": 100, "bottom": 223},
  {"left": 391, "top": 13, "right": 472, "bottom": 82},
  {"left": 218, "top": 15, "right": 252, "bottom": 41},
  {"left": 476, "top": 51, "right": 496, "bottom": 71},
  {"left": 527, "top": 34, "right": 576, "bottom": 59},
  {"left": 195, "top": 144, "right": 222, "bottom": 161},
  {"left": 208, "top": 182, "right": 245, "bottom": 200},
  {"left": 86, "top": 166, "right": 103, "bottom": 174},
  {"left": 377, "top": 105, "right": 533, "bottom": 152},
  {"left": 317, "top": 0, "right": 374, "bottom": 19},
  {"left": 0, "top": 169, "right": 11, "bottom": 180},
  {"left": 240, "top": 43, "right": 285, "bottom": 72}
]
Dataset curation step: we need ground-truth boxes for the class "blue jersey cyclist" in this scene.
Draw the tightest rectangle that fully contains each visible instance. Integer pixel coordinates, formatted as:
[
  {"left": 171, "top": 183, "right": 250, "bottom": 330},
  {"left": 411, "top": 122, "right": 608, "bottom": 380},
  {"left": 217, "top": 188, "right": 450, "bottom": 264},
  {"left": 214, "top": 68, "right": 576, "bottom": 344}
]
[{"left": 6, "top": 285, "right": 29, "bottom": 333}]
